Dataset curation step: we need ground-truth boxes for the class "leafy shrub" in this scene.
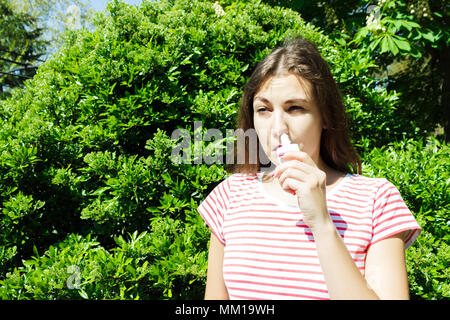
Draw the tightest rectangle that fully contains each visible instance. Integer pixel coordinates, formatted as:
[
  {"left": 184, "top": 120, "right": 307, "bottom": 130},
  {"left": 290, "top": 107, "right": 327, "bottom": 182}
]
[
  {"left": 0, "top": 0, "right": 444, "bottom": 299},
  {"left": 0, "top": 213, "right": 209, "bottom": 299},
  {"left": 362, "top": 137, "right": 449, "bottom": 299}
]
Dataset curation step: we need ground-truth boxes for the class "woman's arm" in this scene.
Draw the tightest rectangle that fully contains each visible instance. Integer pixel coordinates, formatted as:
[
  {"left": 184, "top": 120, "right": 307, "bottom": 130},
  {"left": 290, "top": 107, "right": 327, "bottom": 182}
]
[
  {"left": 204, "top": 233, "right": 229, "bottom": 300},
  {"left": 274, "top": 150, "right": 411, "bottom": 300},
  {"left": 364, "top": 231, "right": 410, "bottom": 299},
  {"left": 313, "top": 222, "right": 410, "bottom": 300}
]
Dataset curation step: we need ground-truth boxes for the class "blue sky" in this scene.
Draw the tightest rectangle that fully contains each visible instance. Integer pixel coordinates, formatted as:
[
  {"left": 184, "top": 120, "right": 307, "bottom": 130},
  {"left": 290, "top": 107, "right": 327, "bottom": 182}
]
[{"left": 89, "top": 0, "right": 144, "bottom": 12}]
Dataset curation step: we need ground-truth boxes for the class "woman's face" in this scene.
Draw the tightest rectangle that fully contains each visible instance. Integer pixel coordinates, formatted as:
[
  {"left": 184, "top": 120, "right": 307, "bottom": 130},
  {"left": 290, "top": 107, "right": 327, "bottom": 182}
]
[{"left": 253, "top": 73, "right": 325, "bottom": 166}]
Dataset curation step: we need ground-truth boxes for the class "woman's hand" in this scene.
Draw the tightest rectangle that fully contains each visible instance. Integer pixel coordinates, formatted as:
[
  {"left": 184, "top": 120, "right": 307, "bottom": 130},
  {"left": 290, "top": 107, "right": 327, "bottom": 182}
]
[{"left": 271, "top": 149, "right": 332, "bottom": 232}]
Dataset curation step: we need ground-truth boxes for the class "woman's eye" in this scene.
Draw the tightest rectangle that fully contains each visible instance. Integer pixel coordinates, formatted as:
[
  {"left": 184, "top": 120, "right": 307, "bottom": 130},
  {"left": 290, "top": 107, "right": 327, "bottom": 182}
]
[
  {"left": 256, "top": 107, "right": 268, "bottom": 113},
  {"left": 289, "top": 106, "right": 304, "bottom": 111}
]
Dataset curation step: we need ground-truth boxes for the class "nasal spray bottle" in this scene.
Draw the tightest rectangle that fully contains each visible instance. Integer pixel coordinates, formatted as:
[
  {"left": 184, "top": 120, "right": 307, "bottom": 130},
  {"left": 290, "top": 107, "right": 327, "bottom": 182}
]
[
  {"left": 276, "top": 134, "right": 300, "bottom": 197},
  {"left": 277, "top": 134, "right": 300, "bottom": 162}
]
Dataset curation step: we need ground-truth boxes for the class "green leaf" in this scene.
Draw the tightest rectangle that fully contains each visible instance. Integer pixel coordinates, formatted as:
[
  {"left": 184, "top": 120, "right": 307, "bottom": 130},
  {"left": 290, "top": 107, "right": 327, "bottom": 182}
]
[
  {"left": 380, "top": 36, "right": 389, "bottom": 53},
  {"left": 399, "top": 20, "right": 417, "bottom": 31},
  {"left": 422, "top": 31, "right": 436, "bottom": 43},
  {"left": 387, "top": 36, "right": 399, "bottom": 55},
  {"left": 409, "top": 46, "right": 422, "bottom": 58},
  {"left": 32, "top": 245, "right": 39, "bottom": 257},
  {"left": 79, "top": 289, "right": 89, "bottom": 299},
  {"left": 404, "top": 21, "right": 421, "bottom": 29},
  {"left": 368, "top": 37, "right": 382, "bottom": 51},
  {"left": 336, "top": 37, "right": 346, "bottom": 47},
  {"left": 391, "top": 19, "right": 402, "bottom": 30},
  {"left": 354, "top": 26, "right": 369, "bottom": 43},
  {"left": 393, "top": 37, "right": 411, "bottom": 52}
]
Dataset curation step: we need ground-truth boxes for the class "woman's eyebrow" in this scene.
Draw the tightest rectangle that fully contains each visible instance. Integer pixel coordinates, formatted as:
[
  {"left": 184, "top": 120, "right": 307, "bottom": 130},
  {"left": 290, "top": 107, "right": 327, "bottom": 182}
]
[
  {"left": 284, "top": 97, "right": 309, "bottom": 104},
  {"left": 253, "top": 96, "right": 270, "bottom": 104},
  {"left": 254, "top": 96, "right": 310, "bottom": 105}
]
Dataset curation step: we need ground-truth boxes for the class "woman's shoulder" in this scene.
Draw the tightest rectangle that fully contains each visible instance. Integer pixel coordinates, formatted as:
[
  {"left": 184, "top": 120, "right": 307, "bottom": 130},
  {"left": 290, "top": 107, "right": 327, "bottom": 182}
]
[
  {"left": 224, "top": 172, "right": 261, "bottom": 183},
  {"left": 207, "top": 172, "right": 259, "bottom": 194},
  {"left": 346, "top": 173, "right": 387, "bottom": 183},
  {"left": 344, "top": 173, "right": 399, "bottom": 193},
  {"left": 348, "top": 173, "right": 392, "bottom": 182}
]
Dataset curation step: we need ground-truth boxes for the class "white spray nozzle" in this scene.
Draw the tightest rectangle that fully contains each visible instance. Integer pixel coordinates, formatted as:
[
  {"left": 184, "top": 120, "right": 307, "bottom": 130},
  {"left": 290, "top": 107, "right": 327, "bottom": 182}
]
[
  {"left": 281, "top": 134, "right": 290, "bottom": 146},
  {"left": 278, "top": 134, "right": 300, "bottom": 156}
]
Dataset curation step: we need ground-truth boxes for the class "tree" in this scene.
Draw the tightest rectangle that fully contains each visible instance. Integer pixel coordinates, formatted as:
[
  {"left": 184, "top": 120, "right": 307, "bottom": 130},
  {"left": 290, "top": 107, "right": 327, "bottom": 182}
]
[
  {"left": 262, "top": 0, "right": 450, "bottom": 142},
  {"left": 0, "top": 0, "right": 93, "bottom": 98},
  {"left": 12, "top": 0, "right": 93, "bottom": 57},
  {"left": 0, "top": 0, "right": 47, "bottom": 98},
  {"left": 351, "top": 0, "right": 449, "bottom": 142}
]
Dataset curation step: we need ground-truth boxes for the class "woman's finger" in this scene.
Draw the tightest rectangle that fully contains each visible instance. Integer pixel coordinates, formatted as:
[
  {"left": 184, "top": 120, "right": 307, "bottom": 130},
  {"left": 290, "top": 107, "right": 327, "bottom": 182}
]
[
  {"left": 276, "top": 161, "right": 326, "bottom": 195},
  {"left": 280, "top": 150, "right": 317, "bottom": 168},
  {"left": 277, "top": 165, "right": 310, "bottom": 186},
  {"left": 273, "top": 159, "right": 316, "bottom": 179},
  {"left": 280, "top": 174, "right": 302, "bottom": 195}
]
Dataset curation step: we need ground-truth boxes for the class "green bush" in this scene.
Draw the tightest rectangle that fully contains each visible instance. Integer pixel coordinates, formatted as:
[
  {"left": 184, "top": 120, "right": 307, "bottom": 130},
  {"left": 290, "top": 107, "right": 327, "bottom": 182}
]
[
  {"left": 0, "top": 215, "right": 209, "bottom": 299},
  {"left": 362, "top": 137, "right": 449, "bottom": 299},
  {"left": 0, "top": 0, "right": 445, "bottom": 299}
]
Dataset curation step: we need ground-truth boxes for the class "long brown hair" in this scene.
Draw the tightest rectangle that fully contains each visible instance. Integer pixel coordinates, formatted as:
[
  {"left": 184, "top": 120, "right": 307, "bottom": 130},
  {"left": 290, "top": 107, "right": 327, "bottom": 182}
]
[{"left": 227, "top": 37, "right": 362, "bottom": 175}]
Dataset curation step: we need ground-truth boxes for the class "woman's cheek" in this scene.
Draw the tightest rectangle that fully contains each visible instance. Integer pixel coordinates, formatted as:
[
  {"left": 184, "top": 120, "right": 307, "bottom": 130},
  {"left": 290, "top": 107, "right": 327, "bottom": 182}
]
[{"left": 255, "top": 127, "right": 267, "bottom": 150}]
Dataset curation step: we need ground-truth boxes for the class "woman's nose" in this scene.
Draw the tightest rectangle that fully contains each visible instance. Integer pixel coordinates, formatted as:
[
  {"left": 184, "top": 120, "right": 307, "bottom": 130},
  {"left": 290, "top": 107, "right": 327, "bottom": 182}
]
[{"left": 271, "top": 111, "right": 288, "bottom": 142}]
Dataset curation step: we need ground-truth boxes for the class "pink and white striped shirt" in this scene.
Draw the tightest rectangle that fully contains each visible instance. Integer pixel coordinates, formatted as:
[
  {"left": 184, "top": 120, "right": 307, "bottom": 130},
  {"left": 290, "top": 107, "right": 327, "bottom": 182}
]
[{"left": 198, "top": 172, "right": 421, "bottom": 300}]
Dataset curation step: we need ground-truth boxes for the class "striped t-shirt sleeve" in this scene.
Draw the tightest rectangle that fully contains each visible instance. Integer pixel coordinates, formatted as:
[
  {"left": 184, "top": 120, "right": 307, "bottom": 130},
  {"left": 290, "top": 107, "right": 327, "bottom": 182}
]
[
  {"left": 197, "top": 179, "right": 230, "bottom": 246},
  {"left": 371, "top": 179, "right": 421, "bottom": 249}
]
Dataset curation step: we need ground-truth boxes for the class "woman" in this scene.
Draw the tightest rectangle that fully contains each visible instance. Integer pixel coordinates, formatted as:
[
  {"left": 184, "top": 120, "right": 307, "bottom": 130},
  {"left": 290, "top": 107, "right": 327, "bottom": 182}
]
[{"left": 198, "top": 37, "right": 421, "bottom": 300}]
